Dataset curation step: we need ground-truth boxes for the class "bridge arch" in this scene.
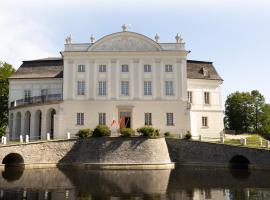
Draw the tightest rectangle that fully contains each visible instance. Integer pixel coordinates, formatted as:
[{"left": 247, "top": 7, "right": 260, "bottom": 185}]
[
  {"left": 2, "top": 153, "right": 24, "bottom": 166},
  {"left": 229, "top": 155, "right": 250, "bottom": 169}
]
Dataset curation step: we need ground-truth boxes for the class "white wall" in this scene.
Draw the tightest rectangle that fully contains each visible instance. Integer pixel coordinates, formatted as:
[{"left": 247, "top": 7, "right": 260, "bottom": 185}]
[
  {"left": 188, "top": 79, "right": 224, "bottom": 139},
  {"left": 9, "top": 78, "right": 63, "bottom": 103}
]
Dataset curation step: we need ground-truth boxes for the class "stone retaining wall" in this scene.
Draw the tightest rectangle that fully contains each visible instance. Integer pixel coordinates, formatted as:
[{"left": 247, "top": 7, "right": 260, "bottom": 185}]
[
  {"left": 166, "top": 139, "right": 270, "bottom": 169},
  {"left": 0, "top": 138, "right": 172, "bottom": 167}
]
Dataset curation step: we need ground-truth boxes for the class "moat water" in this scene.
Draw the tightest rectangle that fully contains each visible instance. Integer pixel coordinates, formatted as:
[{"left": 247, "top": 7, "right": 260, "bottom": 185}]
[{"left": 0, "top": 165, "right": 270, "bottom": 200}]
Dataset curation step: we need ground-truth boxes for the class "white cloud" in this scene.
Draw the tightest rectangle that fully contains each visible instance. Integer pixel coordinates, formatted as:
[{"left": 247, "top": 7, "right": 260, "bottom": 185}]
[{"left": 0, "top": 9, "right": 57, "bottom": 68}]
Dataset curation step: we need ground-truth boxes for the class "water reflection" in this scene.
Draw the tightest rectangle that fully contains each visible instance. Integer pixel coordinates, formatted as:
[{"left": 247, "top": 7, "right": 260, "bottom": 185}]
[{"left": 0, "top": 165, "right": 270, "bottom": 199}]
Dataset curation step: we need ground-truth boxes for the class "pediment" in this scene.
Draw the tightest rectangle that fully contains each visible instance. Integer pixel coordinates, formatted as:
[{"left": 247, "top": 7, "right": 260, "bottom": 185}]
[{"left": 88, "top": 32, "right": 162, "bottom": 52}]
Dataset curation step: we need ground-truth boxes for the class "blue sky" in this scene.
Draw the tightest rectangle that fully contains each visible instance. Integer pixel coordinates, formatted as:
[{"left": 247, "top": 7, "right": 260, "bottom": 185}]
[{"left": 0, "top": 0, "right": 269, "bottom": 103}]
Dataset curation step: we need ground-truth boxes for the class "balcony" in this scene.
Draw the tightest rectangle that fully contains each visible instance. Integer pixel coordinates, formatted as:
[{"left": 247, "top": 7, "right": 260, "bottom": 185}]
[{"left": 10, "top": 94, "right": 62, "bottom": 109}]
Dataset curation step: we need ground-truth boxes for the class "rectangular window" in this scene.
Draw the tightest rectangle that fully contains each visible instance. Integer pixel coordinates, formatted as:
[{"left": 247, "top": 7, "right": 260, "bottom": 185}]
[
  {"left": 98, "top": 81, "right": 106, "bottom": 96},
  {"left": 204, "top": 92, "right": 210, "bottom": 104},
  {"left": 165, "top": 64, "right": 173, "bottom": 72},
  {"left": 121, "top": 81, "right": 129, "bottom": 96},
  {"left": 24, "top": 90, "right": 31, "bottom": 102},
  {"left": 166, "top": 113, "right": 174, "bottom": 126},
  {"left": 99, "top": 64, "right": 106, "bottom": 72},
  {"left": 77, "top": 81, "right": 85, "bottom": 95},
  {"left": 144, "top": 64, "right": 151, "bottom": 72},
  {"left": 145, "top": 113, "right": 152, "bottom": 125},
  {"left": 187, "top": 91, "right": 193, "bottom": 103},
  {"left": 165, "top": 81, "right": 174, "bottom": 96},
  {"left": 99, "top": 113, "right": 106, "bottom": 125},
  {"left": 78, "top": 64, "right": 85, "bottom": 72},
  {"left": 144, "top": 81, "right": 152, "bottom": 96},
  {"left": 121, "top": 64, "right": 129, "bottom": 72},
  {"left": 202, "top": 116, "right": 208, "bottom": 127},
  {"left": 77, "top": 113, "right": 84, "bottom": 125}
]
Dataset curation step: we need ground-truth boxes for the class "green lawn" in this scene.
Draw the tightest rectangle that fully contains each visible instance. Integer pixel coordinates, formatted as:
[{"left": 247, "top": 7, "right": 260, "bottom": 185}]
[{"left": 224, "top": 134, "right": 268, "bottom": 149}]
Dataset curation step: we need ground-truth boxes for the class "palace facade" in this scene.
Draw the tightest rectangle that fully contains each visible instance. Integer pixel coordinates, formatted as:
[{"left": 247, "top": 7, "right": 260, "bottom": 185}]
[{"left": 8, "top": 26, "right": 224, "bottom": 140}]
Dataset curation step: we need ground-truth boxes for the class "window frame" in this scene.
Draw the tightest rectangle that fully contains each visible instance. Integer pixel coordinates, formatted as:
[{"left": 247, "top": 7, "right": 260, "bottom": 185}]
[
  {"left": 78, "top": 64, "right": 85, "bottom": 72},
  {"left": 99, "top": 64, "right": 106, "bottom": 72},
  {"left": 99, "top": 113, "right": 106, "bottom": 125},
  {"left": 98, "top": 81, "right": 107, "bottom": 96},
  {"left": 202, "top": 116, "right": 208, "bottom": 128},
  {"left": 77, "top": 81, "right": 85, "bottom": 95},
  {"left": 121, "top": 64, "right": 129, "bottom": 72},
  {"left": 187, "top": 91, "right": 193, "bottom": 104},
  {"left": 165, "top": 64, "right": 173, "bottom": 72},
  {"left": 204, "top": 92, "right": 210, "bottom": 105},
  {"left": 77, "top": 113, "right": 84, "bottom": 125},
  {"left": 121, "top": 81, "right": 129, "bottom": 96},
  {"left": 144, "top": 113, "right": 152, "bottom": 126},
  {"left": 144, "top": 64, "right": 152, "bottom": 72},
  {"left": 144, "top": 81, "right": 152, "bottom": 96},
  {"left": 165, "top": 81, "right": 174, "bottom": 96},
  {"left": 166, "top": 113, "right": 174, "bottom": 126}
]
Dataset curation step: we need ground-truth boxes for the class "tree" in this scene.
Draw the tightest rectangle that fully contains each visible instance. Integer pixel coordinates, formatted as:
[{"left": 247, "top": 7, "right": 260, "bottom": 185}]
[
  {"left": 225, "top": 91, "right": 254, "bottom": 132},
  {"left": 260, "top": 104, "right": 270, "bottom": 134},
  {"left": 251, "top": 90, "right": 265, "bottom": 132},
  {"left": 225, "top": 90, "right": 270, "bottom": 134},
  {"left": 0, "top": 61, "right": 15, "bottom": 135}
]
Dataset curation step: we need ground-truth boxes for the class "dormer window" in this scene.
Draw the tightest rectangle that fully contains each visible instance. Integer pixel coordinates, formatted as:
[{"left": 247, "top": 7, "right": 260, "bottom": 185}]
[{"left": 202, "top": 67, "right": 209, "bottom": 78}]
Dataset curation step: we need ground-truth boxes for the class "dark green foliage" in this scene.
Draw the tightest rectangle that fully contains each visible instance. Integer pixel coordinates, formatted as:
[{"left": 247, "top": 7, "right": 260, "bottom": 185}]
[
  {"left": 137, "top": 126, "right": 160, "bottom": 137},
  {"left": 0, "top": 62, "right": 15, "bottom": 130},
  {"left": 184, "top": 131, "right": 192, "bottom": 140},
  {"left": 164, "top": 131, "right": 171, "bottom": 137},
  {"left": 120, "top": 128, "right": 135, "bottom": 137},
  {"left": 225, "top": 90, "right": 270, "bottom": 134},
  {"left": 92, "top": 125, "right": 111, "bottom": 137},
  {"left": 76, "top": 129, "right": 92, "bottom": 138}
]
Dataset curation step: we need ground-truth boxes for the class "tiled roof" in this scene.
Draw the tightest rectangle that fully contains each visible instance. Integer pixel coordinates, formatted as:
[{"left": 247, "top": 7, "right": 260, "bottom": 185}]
[
  {"left": 10, "top": 59, "right": 63, "bottom": 79},
  {"left": 187, "top": 60, "right": 223, "bottom": 81},
  {"left": 10, "top": 58, "right": 222, "bottom": 81}
]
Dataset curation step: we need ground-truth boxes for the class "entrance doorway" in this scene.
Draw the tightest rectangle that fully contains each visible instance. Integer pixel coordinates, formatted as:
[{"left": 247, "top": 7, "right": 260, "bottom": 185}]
[{"left": 119, "top": 111, "right": 132, "bottom": 128}]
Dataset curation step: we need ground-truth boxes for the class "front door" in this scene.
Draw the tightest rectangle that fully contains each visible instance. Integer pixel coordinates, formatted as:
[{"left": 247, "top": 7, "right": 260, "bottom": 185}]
[{"left": 119, "top": 111, "right": 131, "bottom": 128}]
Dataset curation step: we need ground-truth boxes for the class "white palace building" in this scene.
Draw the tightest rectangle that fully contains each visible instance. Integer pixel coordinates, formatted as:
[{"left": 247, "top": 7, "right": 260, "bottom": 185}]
[{"left": 8, "top": 25, "right": 224, "bottom": 140}]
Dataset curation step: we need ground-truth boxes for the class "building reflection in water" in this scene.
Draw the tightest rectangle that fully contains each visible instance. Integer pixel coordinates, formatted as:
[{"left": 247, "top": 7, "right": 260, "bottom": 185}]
[{"left": 1, "top": 165, "right": 270, "bottom": 199}]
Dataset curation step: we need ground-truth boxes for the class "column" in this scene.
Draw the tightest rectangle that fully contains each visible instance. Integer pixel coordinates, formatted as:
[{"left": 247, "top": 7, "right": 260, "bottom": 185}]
[
  {"left": 88, "top": 60, "right": 95, "bottom": 99},
  {"left": 110, "top": 59, "right": 117, "bottom": 99},
  {"left": 41, "top": 109, "right": 47, "bottom": 140},
  {"left": 133, "top": 59, "right": 139, "bottom": 99},
  {"left": 155, "top": 59, "right": 162, "bottom": 99},
  {"left": 30, "top": 111, "right": 35, "bottom": 140},
  {"left": 181, "top": 59, "right": 188, "bottom": 100},
  {"left": 20, "top": 112, "right": 25, "bottom": 137}
]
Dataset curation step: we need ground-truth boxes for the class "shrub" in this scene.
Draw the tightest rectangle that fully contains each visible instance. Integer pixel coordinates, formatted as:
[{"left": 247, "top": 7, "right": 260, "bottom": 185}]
[
  {"left": 120, "top": 128, "right": 135, "bottom": 137},
  {"left": 184, "top": 131, "right": 192, "bottom": 140},
  {"left": 137, "top": 126, "right": 160, "bottom": 137},
  {"left": 92, "top": 125, "right": 111, "bottom": 137},
  {"left": 76, "top": 129, "right": 91, "bottom": 138},
  {"left": 164, "top": 131, "right": 171, "bottom": 137}
]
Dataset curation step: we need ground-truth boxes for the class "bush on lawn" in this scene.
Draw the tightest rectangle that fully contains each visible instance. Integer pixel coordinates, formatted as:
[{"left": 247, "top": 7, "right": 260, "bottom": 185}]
[
  {"left": 164, "top": 131, "right": 171, "bottom": 137},
  {"left": 120, "top": 128, "right": 135, "bottom": 137},
  {"left": 184, "top": 131, "right": 192, "bottom": 140},
  {"left": 92, "top": 125, "right": 111, "bottom": 137},
  {"left": 76, "top": 129, "right": 92, "bottom": 138},
  {"left": 137, "top": 126, "right": 160, "bottom": 137}
]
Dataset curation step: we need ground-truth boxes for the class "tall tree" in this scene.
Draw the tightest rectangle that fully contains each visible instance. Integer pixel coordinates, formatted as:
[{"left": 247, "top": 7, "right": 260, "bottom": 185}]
[
  {"left": 225, "top": 92, "right": 254, "bottom": 132},
  {"left": 0, "top": 61, "right": 15, "bottom": 135},
  {"left": 251, "top": 90, "right": 265, "bottom": 132}
]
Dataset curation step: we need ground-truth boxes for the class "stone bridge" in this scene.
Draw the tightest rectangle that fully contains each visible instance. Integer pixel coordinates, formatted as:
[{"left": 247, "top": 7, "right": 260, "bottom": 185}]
[
  {"left": 166, "top": 139, "right": 270, "bottom": 169},
  {"left": 1, "top": 138, "right": 270, "bottom": 169}
]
